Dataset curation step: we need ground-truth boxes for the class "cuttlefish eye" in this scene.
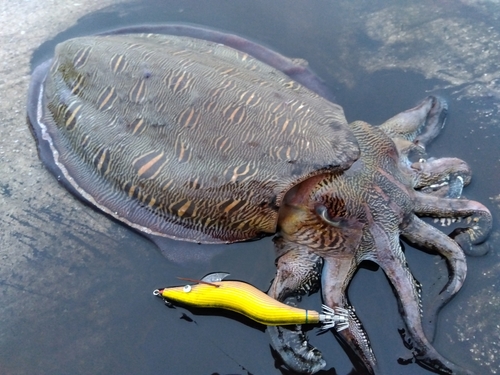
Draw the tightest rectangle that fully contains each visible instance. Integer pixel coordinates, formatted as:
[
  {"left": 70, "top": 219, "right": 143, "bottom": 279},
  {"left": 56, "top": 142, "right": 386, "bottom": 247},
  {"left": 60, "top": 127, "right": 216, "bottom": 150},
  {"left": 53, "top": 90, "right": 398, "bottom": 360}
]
[
  {"left": 315, "top": 205, "right": 342, "bottom": 228},
  {"left": 183, "top": 285, "right": 192, "bottom": 293}
]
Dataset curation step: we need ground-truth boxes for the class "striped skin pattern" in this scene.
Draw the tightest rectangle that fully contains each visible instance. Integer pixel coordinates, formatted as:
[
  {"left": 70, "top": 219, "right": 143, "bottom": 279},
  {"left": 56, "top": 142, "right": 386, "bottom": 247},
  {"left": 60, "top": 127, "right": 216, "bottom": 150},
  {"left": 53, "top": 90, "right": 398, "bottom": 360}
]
[
  {"left": 36, "top": 33, "right": 358, "bottom": 244},
  {"left": 160, "top": 280, "right": 322, "bottom": 326},
  {"left": 28, "top": 28, "right": 492, "bottom": 375},
  {"left": 268, "top": 97, "right": 492, "bottom": 375}
]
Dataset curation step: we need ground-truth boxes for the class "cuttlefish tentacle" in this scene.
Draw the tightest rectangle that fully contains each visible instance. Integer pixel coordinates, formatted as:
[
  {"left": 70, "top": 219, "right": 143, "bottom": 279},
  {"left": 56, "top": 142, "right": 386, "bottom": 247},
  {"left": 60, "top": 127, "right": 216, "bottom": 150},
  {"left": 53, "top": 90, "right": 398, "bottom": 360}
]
[
  {"left": 321, "top": 255, "right": 377, "bottom": 374},
  {"left": 371, "top": 222, "right": 474, "bottom": 375},
  {"left": 401, "top": 215, "right": 467, "bottom": 341},
  {"left": 413, "top": 191, "right": 492, "bottom": 256},
  {"left": 267, "top": 237, "right": 326, "bottom": 374}
]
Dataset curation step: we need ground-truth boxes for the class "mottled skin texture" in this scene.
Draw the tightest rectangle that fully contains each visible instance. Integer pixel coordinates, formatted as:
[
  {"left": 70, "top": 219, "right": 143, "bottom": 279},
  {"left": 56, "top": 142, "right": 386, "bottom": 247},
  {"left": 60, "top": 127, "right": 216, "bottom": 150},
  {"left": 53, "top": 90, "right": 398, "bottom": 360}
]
[
  {"left": 268, "top": 97, "right": 492, "bottom": 374},
  {"left": 27, "top": 27, "right": 492, "bottom": 375},
  {"left": 31, "top": 32, "right": 356, "bottom": 245}
]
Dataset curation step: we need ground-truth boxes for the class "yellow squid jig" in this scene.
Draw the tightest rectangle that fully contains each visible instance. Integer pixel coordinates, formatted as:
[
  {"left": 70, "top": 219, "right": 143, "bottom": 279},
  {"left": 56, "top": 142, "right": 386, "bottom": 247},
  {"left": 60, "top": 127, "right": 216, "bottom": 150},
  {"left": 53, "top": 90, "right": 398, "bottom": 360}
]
[{"left": 153, "top": 272, "right": 348, "bottom": 331}]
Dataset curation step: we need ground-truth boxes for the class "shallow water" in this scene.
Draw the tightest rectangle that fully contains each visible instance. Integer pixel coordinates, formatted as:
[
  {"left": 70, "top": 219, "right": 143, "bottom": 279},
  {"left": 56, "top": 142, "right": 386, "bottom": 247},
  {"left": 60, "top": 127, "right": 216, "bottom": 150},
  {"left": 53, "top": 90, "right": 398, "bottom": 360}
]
[{"left": 1, "top": 0, "right": 499, "bottom": 374}]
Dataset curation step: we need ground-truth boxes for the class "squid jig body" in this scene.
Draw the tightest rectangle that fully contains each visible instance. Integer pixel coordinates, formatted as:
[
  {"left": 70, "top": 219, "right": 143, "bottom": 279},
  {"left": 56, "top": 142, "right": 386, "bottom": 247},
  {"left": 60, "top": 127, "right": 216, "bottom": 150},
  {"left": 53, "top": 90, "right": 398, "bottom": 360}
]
[{"left": 154, "top": 272, "right": 348, "bottom": 331}]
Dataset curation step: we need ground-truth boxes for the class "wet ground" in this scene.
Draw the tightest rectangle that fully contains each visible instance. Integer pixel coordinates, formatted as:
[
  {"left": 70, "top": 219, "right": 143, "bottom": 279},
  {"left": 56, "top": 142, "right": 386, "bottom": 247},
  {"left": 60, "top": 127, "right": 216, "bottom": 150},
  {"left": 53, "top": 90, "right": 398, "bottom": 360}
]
[{"left": 1, "top": 0, "right": 499, "bottom": 374}]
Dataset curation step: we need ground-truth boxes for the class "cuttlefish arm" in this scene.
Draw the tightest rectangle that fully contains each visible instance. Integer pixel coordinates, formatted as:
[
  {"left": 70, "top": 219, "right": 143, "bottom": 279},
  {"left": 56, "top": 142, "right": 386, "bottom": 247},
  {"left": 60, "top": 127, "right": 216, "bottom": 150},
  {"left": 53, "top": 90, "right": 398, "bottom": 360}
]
[
  {"left": 321, "top": 255, "right": 378, "bottom": 374},
  {"left": 372, "top": 222, "right": 475, "bottom": 375},
  {"left": 413, "top": 192, "right": 492, "bottom": 256},
  {"left": 266, "top": 239, "right": 330, "bottom": 374},
  {"left": 401, "top": 214, "right": 467, "bottom": 341}
]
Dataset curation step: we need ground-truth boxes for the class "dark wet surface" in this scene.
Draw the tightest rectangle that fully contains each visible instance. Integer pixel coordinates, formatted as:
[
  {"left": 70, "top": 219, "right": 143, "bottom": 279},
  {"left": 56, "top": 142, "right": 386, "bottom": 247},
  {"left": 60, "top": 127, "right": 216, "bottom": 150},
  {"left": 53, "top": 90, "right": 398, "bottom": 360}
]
[{"left": 2, "top": 0, "right": 499, "bottom": 374}]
